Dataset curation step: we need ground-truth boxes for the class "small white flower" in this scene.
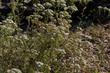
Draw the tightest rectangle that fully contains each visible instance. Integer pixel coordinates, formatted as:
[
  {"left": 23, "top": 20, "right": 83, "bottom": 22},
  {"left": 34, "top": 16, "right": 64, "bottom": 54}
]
[
  {"left": 34, "top": 71, "right": 43, "bottom": 73},
  {"left": 98, "top": 6, "right": 103, "bottom": 9},
  {"left": 67, "top": 5, "right": 78, "bottom": 14},
  {"left": 57, "top": 0, "right": 66, "bottom": 4},
  {"left": 31, "top": 49, "right": 38, "bottom": 55},
  {"left": 7, "top": 68, "right": 22, "bottom": 73},
  {"left": 24, "top": 0, "right": 31, "bottom": 3},
  {"left": 19, "top": 34, "right": 29, "bottom": 40},
  {"left": 55, "top": 48, "right": 66, "bottom": 54},
  {"left": 36, "top": 61, "right": 44, "bottom": 67},
  {"left": 44, "top": 9, "right": 54, "bottom": 16},
  {"left": 0, "top": 25, "right": 6, "bottom": 29},
  {"left": 61, "top": 3, "right": 67, "bottom": 8},
  {"left": 43, "top": 2, "right": 52, "bottom": 8},
  {"left": 37, "top": 3, "right": 45, "bottom": 11},
  {"left": 64, "top": 33, "right": 69, "bottom": 36},
  {"left": 104, "top": 7, "right": 108, "bottom": 10},
  {"left": 7, "top": 19, "right": 14, "bottom": 24},
  {"left": 50, "top": 0, "right": 55, "bottom": 2}
]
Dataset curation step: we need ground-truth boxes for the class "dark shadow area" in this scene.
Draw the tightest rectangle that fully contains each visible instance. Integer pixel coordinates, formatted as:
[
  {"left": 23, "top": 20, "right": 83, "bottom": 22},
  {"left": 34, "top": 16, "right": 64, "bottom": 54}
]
[{"left": 70, "top": 0, "right": 110, "bottom": 31}]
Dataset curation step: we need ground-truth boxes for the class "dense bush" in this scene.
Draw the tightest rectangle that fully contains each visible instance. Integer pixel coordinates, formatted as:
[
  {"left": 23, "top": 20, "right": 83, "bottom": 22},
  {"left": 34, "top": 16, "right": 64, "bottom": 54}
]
[
  {"left": 0, "top": 0, "right": 110, "bottom": 30},
  {"left": 0, "top": 0, "right": 110, "bottom": 73}
]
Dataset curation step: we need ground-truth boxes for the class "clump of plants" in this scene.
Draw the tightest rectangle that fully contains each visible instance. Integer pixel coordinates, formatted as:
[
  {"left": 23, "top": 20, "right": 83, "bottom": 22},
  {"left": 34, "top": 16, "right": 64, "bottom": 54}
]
[
  {"left": 0, "top": 0, "right": 110, "bottom": 73},
  {"left": 0, "top": 9, "right": 71, "bottom": 73}
]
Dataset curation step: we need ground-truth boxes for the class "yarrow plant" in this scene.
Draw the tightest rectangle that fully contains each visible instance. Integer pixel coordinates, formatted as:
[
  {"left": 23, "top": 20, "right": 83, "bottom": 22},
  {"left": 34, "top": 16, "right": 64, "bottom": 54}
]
[{"left": 0, "top": 0, "right": 110, "bottom": 73}]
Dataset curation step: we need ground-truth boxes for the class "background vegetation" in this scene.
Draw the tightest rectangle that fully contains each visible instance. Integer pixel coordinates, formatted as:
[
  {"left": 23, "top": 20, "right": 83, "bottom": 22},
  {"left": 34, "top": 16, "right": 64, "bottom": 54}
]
[{"left": 0, "top": 0, "right": 110, "bottom": 73}]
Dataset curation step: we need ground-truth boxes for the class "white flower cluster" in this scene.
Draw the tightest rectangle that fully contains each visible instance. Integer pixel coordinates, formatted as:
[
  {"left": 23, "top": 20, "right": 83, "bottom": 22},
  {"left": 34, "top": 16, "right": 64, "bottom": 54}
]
[
  {"left": 36, "top": 3, "right": 45, "bottom": 12},
  {"left": 36, "top": 61, "right": 44, "bottom": 67},
  {"left": 0, "top": 19, "right": 18, "bottom": 36},
  {"left": 43, "top": 9, "right": 54, "bottom": 16},
  {"left": 43, "top": 2, "right": 52, "bottom": 8},
  {"left": 2, "top": 19, "right": 17, "bottom": 28},
  {"left": 7, "top": 68, "right": 22, "bottom": 73}
]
